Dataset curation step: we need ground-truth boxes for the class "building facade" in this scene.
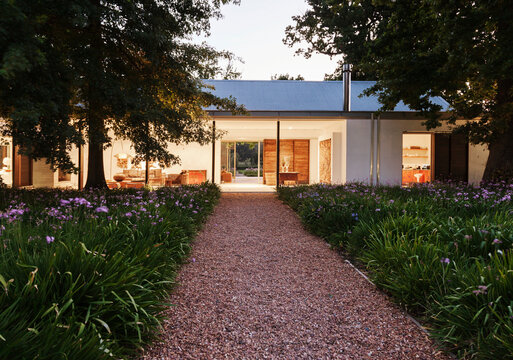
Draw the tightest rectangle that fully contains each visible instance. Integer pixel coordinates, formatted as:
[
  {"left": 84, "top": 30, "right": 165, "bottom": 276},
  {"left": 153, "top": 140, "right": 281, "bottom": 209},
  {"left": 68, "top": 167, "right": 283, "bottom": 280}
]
[{"left": 0, "top": 80, "right": 488, "bottom": 189}]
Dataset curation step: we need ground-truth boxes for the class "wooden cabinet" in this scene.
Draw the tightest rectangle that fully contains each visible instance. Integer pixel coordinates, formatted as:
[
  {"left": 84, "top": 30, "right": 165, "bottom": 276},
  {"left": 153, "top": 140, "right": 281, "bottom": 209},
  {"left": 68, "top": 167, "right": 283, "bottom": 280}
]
[{"left": 402, "top": 169, "right": 431, "bottom": 184}]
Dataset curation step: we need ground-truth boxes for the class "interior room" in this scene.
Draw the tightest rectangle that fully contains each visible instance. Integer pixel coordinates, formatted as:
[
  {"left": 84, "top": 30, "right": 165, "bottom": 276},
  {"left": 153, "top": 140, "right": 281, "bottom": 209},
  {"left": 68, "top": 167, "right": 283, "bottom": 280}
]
[{"left": 402, "top": 133, "right": 432, "bottom": 185}]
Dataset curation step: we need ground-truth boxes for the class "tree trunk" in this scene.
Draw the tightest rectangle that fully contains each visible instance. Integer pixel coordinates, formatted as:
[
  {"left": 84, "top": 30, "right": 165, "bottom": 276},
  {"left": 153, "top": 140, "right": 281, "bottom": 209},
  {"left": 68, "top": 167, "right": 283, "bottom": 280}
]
[
  {"left": 84, "top": 116, "right": 108, "bottom": 189},
  {"left": 84, "top": 0, "right": 108, "bottom": 190},
  {"left": 85, "top": 140, "right": 107, "bottom": 189},
  {"left": 482, "top": 122, "right": 513, "bottom": 182},
  {"left": 482, "top": 78, "right": 513, "bottom": 182}
]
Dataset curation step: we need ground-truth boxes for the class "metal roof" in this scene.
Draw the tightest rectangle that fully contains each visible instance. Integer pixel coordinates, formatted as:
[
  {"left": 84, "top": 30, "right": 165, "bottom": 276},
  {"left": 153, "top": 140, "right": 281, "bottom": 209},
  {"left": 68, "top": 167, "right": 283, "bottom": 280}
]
[{"left": 203, "top": 80, "right": 450, "bottom": 113}]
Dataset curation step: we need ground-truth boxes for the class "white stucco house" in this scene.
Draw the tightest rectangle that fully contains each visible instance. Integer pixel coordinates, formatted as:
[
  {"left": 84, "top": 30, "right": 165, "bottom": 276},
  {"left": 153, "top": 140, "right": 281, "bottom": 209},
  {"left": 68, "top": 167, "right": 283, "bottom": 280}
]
[{"left": 0, "top": 78, "right": 488, "bottom": 190}]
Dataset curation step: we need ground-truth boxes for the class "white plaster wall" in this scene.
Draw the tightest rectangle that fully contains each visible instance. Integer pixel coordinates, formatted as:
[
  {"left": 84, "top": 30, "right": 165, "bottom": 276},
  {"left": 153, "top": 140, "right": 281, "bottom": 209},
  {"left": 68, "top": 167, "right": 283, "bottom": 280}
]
[
  {"left": 32, "top": 160, "right": 55, "bottom": 187},
  {"left": 345, "top": 118, "right": 489, "bottom": 186},
  {"left": 345, "top": 119, "right": 373, "bottom": 183},
  {"left": 469, "top": 143, "right": 488, "bottom": 185},
  {"left": 309, "top": 138, "right": 319, "bottom": 183}
]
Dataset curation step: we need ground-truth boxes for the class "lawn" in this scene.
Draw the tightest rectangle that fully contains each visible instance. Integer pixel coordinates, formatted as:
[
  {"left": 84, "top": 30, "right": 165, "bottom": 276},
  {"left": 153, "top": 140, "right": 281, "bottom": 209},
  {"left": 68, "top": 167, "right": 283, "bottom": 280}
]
[
  {"left": 0, "top": 183, "right": 220, "bottom": 359},
  {"left": 279, "top": 182, "right": 513, "bottom": 359}
]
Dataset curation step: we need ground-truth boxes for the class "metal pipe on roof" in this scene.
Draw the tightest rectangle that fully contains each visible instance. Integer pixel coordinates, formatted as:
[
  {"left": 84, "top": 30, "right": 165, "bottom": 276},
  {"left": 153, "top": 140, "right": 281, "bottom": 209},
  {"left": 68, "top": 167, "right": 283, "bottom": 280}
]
[{"left": 343, "top": 64, "right": 352, "bottom": 112}]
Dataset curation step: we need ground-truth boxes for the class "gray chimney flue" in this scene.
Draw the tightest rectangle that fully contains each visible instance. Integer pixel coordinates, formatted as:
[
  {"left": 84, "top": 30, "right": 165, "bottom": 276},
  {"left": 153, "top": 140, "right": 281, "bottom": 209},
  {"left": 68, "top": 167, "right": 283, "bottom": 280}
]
[{"left": 343, "top": 64, "right": 352, "bottom": 112}]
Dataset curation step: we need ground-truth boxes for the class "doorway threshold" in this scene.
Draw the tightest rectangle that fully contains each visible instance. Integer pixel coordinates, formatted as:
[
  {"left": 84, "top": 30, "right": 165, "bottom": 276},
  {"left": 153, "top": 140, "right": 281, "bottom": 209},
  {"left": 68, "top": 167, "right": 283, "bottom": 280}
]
[{"left": 220, "top": 183, "right": 276, "bottom": 193}]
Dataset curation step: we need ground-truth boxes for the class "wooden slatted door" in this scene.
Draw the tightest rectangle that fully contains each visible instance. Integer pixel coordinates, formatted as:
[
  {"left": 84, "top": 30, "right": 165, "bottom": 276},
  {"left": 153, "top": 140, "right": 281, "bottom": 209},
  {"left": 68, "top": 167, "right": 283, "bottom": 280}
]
[
  {"left": 434, "top": 133, "right": 468, "bottom": 182},
  {"left": 263, "top": 139, "right": 310, "bottom": 185},
  {"left": 263, "top": 139, "right": 276, "bottom": 185},
  {"left": 293, "top": 140, "right": 309, "bottom": 184},
  {"left": 319, "top": 139, "right": 331, "bottom": 183},
  {"left": 14, "top": 147, "right": 33, "bottom": 187}
]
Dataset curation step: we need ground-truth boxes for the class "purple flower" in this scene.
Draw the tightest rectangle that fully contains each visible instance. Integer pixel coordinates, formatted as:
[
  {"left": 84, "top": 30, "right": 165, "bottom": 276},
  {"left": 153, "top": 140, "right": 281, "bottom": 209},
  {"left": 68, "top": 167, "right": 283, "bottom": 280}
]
[
  {"left": 46, "top": 236, "right": 55, "bottom": 244},
  {"left": 493, "top": 238, "right": 502, "bottom": 244},
  {"left": 440, "top": 257, "right": 450, "bottom": 264},
  {"left": 95, "top": 206, "right": 109, "bottom": 213}
]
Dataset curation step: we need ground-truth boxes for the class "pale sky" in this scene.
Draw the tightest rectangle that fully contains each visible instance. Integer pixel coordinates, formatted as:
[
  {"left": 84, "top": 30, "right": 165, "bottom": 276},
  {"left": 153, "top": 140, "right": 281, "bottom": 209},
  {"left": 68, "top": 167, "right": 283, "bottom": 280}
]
[{"left": 197, "top": 0, "right": 340, "bottom": 80}]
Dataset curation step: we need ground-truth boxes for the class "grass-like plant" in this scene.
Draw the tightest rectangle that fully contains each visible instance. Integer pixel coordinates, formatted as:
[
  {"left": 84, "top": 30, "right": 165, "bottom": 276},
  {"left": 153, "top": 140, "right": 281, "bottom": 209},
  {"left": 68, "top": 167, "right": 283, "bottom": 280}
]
[
  {"left": 279, "top": 182, "right": 513, "bottom": 358},
  {"left": 0, "top": 183, "right": 220, "bottom": 359}
]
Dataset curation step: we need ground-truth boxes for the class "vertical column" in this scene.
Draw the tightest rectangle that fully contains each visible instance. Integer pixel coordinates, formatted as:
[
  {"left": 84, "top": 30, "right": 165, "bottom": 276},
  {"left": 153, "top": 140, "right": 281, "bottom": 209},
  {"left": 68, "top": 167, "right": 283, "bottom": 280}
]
[
  {"left": 11, "top": 141, "right": 16, "bottom": 188},
  {"left": 212, "top": 121, "right": 216, "bottom": 183},
  {"left": 233, "top": 142, "right": 237, "bottom": 180},
  {"left": 257, "top": 141, "right": 261, "bottom": 183},
  {"left": 370, "top": 114, "right": 374, "bottom": 186},
  {"left": 376, "top": 114, "right": 381, "bottom": 186},
  {"left": 276, "top": 120, "right": 280, "bottom": 189},
  {"left": 78, "top": 141, "right": 83, "bottom": 190}
]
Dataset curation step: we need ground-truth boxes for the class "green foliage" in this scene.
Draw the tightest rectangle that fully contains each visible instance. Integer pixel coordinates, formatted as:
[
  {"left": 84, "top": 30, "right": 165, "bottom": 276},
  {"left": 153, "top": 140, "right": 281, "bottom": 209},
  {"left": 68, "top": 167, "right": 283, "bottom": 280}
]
[
  {"left": 285, "top": 1, "right": 513, "bottom": 179},
  {"left": 270, "top": 74, "right": 305, "bottom": 80},
  {"left": 0, "top": 183, "right": 220, "bottom": 359},
  {"left": 0, "top": 1, "right": 245, "bottom": 186},
  {"left": 279, "top": 182, "right": 513, "bottom": 358}
]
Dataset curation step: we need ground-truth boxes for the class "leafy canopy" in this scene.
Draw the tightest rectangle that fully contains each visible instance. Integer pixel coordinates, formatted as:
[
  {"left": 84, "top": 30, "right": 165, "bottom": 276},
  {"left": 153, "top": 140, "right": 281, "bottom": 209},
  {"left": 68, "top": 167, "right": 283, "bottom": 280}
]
[
  {"left": 0, "top": 0, "right": 244, "bottom": 174},
  {"left": 285, "top": 0, "right": 513, "bottom": 146}
]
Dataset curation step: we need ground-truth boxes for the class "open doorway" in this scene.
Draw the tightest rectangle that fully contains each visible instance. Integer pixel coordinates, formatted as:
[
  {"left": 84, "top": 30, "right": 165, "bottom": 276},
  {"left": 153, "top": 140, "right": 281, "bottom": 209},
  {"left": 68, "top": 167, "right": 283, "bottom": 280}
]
[
  {"left": 402, "top": 133, "right": 432, "bottom": 185},
  {"left": 220, "top": 141, "right": 263, "bottom": 184}
]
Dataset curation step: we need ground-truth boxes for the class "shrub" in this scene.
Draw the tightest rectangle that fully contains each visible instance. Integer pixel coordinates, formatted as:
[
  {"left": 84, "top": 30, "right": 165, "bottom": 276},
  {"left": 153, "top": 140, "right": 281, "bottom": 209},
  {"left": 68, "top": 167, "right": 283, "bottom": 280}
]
[
  {"left": 278, "top": 182, "right": 513, "bottom": 358},
  {"left": 0, "top": 183, "right": 220, "bottom": 359}
]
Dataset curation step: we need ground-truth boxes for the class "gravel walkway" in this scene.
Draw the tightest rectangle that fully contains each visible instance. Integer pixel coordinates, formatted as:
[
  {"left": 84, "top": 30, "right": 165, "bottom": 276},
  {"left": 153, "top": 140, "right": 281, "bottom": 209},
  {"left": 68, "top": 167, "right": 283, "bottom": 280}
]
[{"left": 142, "top": 193, "right": 448, "bottom": 359}]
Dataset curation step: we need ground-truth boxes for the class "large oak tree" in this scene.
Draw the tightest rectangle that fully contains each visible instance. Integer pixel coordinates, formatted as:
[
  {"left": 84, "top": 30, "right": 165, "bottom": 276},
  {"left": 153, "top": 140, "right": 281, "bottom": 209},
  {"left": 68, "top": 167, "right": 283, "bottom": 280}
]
[
  {"left": 0, "top": 0, "right": 243, "bottom": 188},
  {"left": 285, "top": 0, "right": 513, "bottom": 180}
]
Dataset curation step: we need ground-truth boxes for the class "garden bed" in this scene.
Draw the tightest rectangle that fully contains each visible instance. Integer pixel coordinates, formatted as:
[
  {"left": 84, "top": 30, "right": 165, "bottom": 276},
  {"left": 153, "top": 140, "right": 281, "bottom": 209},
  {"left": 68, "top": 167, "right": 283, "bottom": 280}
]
[
  {"left": 0, "top": 183, "right": 220, "bottom": 359},
  {"left": 279, "top": 182, "right": 513, "bottom": 359}
]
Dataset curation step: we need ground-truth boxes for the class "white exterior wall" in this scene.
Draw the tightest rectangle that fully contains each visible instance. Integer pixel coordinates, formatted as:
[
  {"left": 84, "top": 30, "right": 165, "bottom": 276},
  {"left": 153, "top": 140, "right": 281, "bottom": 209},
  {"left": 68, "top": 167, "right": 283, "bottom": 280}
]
[
  {"left": 469, "top": 143, "right": 488, "bottom": 184},
  {"left": 4, "top": 117, "right": 488, "bottom": 188},
  {"left": 345, "top": 118, "right": 489, "bottom": 186}
]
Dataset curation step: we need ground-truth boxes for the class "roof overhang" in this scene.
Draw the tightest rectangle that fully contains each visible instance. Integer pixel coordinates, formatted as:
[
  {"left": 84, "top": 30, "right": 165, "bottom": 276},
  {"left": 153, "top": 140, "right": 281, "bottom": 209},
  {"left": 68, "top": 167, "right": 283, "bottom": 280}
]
[{"left": 207, "top": 110, "right": 450, "bottom": 121}]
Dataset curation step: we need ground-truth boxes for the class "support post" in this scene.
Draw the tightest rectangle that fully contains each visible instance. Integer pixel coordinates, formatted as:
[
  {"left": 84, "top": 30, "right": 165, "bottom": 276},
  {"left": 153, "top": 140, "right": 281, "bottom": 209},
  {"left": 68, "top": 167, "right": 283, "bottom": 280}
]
[
  {"left": 370, "top": 113, "right": 374, "bottom": 186},
  {"left": 276, "top": 120, "right": 280, "bottom": 189},
  {"left": 78, "top": 143, "right": 83, "bottom": 190},
  {"left": 11, "top": 140, "right": 16, "bottom": 188},
  {"left": 257, "top": 141, "right": 261, "bottom": 183},
  {"left": 145, "top": 120, "right": 149, "bottom": 186},
  {"left": 233, "top": 142, "right": 236, "bottom": 180},
  {"left": 145, "top": 155, "right": 149, "bottom": 186},
  {"left": 212, "top": 121, "right": 216, "bottom": 183},
  {"left": 376, "top": 114, "right": 381, "bottom": 186}
]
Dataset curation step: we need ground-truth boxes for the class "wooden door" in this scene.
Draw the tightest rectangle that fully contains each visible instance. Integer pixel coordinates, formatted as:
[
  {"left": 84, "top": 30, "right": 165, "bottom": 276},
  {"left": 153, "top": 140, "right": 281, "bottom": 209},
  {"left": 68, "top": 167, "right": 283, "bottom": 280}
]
[
  {"left": 293, "top": 140, "right": 309, "bottom": 184},
  {"left": 319, "top": 139, "right": 331, "bottom": 183},
  {"left": 14, "top": 147, "right": 33, "bottom": 187},
  {"left": 263, "top": 139, "right": 276, "bottom": 185},
  {"left": 434, "top": 133, "right": 468, "bottom": 182},
  {"left": 263, "top": 139, "right": 310, "bottom": 185}
]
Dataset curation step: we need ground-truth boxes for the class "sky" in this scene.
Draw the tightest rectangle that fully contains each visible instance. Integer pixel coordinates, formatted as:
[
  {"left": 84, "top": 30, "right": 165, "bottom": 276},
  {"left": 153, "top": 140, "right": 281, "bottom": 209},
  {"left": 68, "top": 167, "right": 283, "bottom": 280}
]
[{"left": 196, "top": 0, "right": 340, "bottom": 81}]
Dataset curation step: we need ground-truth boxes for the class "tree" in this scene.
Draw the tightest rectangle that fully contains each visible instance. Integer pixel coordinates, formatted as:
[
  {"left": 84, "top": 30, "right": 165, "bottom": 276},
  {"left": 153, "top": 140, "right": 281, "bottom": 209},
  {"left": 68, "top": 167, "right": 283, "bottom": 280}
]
[
  {"left": 0, "top": 0, "right": 244, "bottom": 188},
  {"left": 271, "top": 73, "right": 305, "bottom": 80},
  {"left": 0, "top": 0, "right": 82, "bottom": 173},
  {"left": 285, "top": 1, "right": 513, "bottom": 180}
]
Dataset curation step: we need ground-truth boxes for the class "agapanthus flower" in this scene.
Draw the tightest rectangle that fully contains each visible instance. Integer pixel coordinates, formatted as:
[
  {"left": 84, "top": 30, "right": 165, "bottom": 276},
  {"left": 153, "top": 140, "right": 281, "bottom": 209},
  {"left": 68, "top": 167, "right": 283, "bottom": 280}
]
[{"left": 95, "top": 206, "right": 109, "bottom": 213}]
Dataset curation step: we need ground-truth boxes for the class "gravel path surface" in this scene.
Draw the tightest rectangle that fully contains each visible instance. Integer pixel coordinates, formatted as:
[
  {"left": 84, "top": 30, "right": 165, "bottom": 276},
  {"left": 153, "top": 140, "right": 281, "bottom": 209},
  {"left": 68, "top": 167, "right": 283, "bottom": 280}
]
[{"left": 142, "top": 193, "right": 448, "bottom": 359}]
